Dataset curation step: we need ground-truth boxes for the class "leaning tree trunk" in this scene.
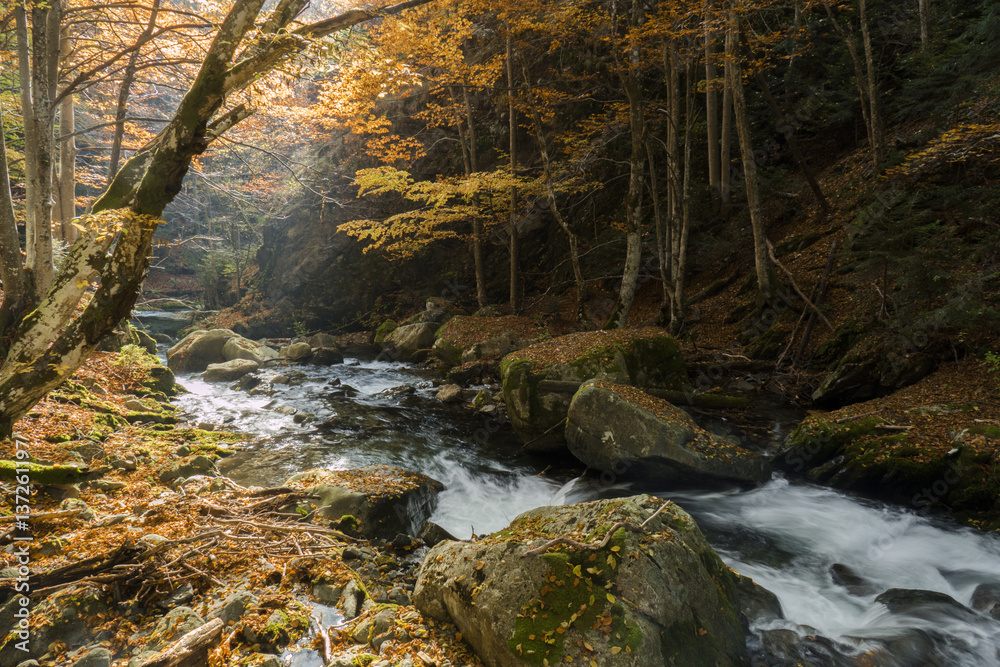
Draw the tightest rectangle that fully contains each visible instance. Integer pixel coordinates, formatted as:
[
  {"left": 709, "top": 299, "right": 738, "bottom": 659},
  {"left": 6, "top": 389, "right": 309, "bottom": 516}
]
[
  {"left": 506, "top": 28, "right": 521, "bottom": 313},
  {"left": 858, "top": 0, "right": 884, "bottom": 168},
  {"left": 0, "top": 0, "right": 432, "bottom": 437}
]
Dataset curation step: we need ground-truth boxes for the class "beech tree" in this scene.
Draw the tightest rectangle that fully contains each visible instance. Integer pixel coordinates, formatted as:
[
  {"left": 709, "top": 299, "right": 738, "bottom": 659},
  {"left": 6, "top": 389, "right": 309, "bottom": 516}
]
[{"left": 0, "top": 0, "right": 430, "bottom": 436}]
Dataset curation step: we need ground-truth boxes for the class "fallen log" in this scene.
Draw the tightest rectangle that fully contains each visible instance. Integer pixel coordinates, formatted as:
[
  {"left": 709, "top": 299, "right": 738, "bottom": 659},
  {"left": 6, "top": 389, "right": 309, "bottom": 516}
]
[{"left": 138, "top": 617, "right": 225, "bottom": 667}]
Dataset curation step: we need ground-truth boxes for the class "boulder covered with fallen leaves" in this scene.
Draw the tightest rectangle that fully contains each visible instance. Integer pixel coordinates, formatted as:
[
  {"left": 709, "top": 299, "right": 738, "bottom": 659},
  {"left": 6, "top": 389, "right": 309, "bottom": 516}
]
[
  {"left": 412, "top": 494, "right": 748, "bottom": 667},
  {"left": 566, "top": 381, "right": 770, "bottom": 487},
  {"left": 167, "top": 329, "right": 242, "bottom": 373},
  {"left": 284, "top": 465, "right": 444, "bottom": 539},
  {"left": 500, "top": 329, "right": 688, "bottom": 453}
]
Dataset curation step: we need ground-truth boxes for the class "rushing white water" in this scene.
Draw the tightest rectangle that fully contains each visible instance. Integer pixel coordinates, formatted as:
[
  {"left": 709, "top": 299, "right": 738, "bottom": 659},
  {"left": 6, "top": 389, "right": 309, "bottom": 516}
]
[{"left": 173, "top": 358, "right": 1000, "bottom": 665}]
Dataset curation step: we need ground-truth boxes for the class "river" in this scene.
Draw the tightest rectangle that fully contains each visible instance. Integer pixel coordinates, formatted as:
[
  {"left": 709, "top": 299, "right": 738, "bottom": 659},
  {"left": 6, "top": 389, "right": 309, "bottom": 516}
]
[{"left": 172, "top": 356, "right": 1000, "bottom": 666}]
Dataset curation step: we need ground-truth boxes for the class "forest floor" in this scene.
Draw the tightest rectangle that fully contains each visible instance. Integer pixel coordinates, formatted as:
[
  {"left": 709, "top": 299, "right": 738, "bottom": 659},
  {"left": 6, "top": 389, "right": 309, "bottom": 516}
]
[{"left": 0, "top": 351, "right": 481, "bottom": 667}]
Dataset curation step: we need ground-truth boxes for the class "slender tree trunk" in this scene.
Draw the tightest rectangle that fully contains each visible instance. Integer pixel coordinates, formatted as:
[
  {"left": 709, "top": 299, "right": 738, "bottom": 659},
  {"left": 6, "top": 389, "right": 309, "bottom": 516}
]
[
  {"left": 606, "top": 0, "right": 645, "bottom": 330},
  {"left": 56, "top": 25, "right": 78, "bottom": 244},
  {"left": 704, "top": 2, "right": 721, "bottom": 202},
  {"left": 728, "top": 9, "right": 772, "bottom": 303},
  {"left": 720, "top": 34, "right": 733, "bottom": 212},
  {"left": 859, "top": 0, "right": 884, "bottom": 167},
  {"left": 670, "top": 60, "right": 695, "bottom": 335},
  {"left": 19, "top": 0, "right": 62, "bottom": 299},
  {"left": 524, "top": 76, "right": 586, "bottom": 320},
  {"left": 755, "top": 72, "right": 830, "bottom": 214},
  {"left": 462, "top": 81, "right": 487, "bottom": 309},
  {"left": 647, "top": 143, "right": 671, "bottom": 313},
  {"left": 506, "top": 29, "right": 521, "bottom": 313},
  {"left": 15, "top": 7, "right": 36, "bottom": 276},
  {"left": 918, "top": 0, "right": 930, "bottom": 51},
  {"left": 0, "top": 101, "right": 27, "bottom": 341},
  {"left": 825, "top": 5, "right": 874, "bottom": 159}
]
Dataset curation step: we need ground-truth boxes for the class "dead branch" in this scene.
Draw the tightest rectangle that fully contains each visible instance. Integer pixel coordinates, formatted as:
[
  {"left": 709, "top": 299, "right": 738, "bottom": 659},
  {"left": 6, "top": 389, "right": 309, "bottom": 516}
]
[
  {"left": 766, "top": 240, "right": 835, "bottom": 332},
  {"left": 523, "top": 502, "right": 671, "bottom": 557},
  {"left": 138, "top": 617, "right": 225, "bottom": 667}
]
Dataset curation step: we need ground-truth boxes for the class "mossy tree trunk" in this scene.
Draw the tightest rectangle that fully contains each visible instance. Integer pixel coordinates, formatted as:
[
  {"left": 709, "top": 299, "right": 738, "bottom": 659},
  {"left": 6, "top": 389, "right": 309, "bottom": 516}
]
[{"left": 0, "top": 0, "right": 431, "bottom": 437}]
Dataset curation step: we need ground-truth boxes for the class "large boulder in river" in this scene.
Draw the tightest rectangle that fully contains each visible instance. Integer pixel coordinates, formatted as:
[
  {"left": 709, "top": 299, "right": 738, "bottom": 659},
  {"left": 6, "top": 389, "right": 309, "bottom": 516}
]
[
  {"left": 382, "top": 322, "right": 437, "bottom": 361},
  {"left": 500, "top": 328, "right": 688, "bottom": 453},
  {"left": 222, "top": 336, "right": 278, "bottom": 364},
  {"left": 167, "top": 329, "right": 241, "bottom": 372},
  {"left": 567, "top": 381, "right": 770, "bottom": 486},
  {"left": 284, "top": 465, "right": 444, "bottom": 539},
  {"left": 203, "top": 359, "right": 259, "bottom": 382},
  {"left": 413, "top": 494, "right": 749, "bottom": 667}
]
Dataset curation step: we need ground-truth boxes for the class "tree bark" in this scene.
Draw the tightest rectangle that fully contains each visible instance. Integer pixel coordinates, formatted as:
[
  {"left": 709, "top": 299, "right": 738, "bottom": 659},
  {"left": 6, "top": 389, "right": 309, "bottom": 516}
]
[
  {"left": 56, "top": 24, "right": 78, "bottom": 244},
  {"left": 524, "top": 74, "right": 586, "bottom": 320},
  {"left": 858, "top": 0, "right": 885, "bottom": 167},
  {"left": 728, "top": 8, "right": 772, "bottom": 303},
  {"left": 704, "top": 1, "right": 721, "bottom": 202},
  {"left": 606, "top": 0, "right": 646, "bottom": 330},
  {"left": 462, "top": 81, "right": 487, "bottom": 309},
  {"left": 0, "top": 100, "right": 27, "bottom": 340},
  {"left": 720, "top": 28, "right": 733, "bottom": 212},
  {"left": 824, "top": 5, "right": 873, "bottom": 157},
  {"left": 506, "top": 28, "right": 521, "bottom": 313},
  {"left": 918, "top": 0, "right": 930, "bottom": 51}
]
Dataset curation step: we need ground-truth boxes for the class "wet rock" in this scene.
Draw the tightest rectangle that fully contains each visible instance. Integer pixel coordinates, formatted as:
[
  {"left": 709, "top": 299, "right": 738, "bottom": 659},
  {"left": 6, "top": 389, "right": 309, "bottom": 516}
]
[
  {"left": 875, "top": 588, "right": 977, "bottom": 621},
  {"left": 340, "top": 579, "right": 369, "bottom": 619},
  {"left": 448, "top": 361, "right": 494, "bottom": 385},
  {"left": 413, "top": 494, "right": 748, "bottom": 667},
  {"left": 234, "top": 373, "right": 263, "bottom": 391},
  {"left": 382, "top": 323, "right": 436, "bottom": 361},
  {"left": 436, "top": 384, "right": 464, "bottom": 403},
  {"left": 284, "top": 465, "right": 443, "bottom": 539},
  {"left": 0, "top": 584, "right": 108, "bottom": 662},
  {"left": 283, "top": 341, "right": 313, "bottom": 360},
  {"left": 829, "top": 563, "right": 879, "bottom": 596},
  {"left": 203, "top": 359, "right": 259, "bottom": 382},
  {"left": 501, "top": 328, "right": 688, "bottom": 453},
  {"left": 167, "top": 329, "right": 241, "bottom": 373},
  {"left": 310, "top": 347, "right": 344, "bottom": 365},
  {"left": 566, "top": 381, "right": 770, "bottom": 486},
  {"left": 417, "top": 520, "right": 458, "bottom": 548},
  {"left": 753, "top": 628, "right": 849, "bottom": 667},
  {"left": 432, "top": 336, "right": 463, "bottom": 366},
  {"left": 970, "top": 582, "right": 1000, "bottom": 620},
  {"left": 733, "top": 573, "right": 784, "bottom": 624},
  {"left": 222, "top": 336, "right": 278, "bottom": 364}
]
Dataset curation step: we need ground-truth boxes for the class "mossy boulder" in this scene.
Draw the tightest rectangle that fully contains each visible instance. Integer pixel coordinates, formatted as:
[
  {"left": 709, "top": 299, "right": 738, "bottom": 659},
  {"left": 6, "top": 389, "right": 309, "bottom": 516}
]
[
  {"left": 374, "top": 320, "right": 398, "bottom": 344},
  {"left": 283, "top": 465, "right": 444, "bottom": 539},
  {"left": 566, "top": 382, "right": 770, "bottom": 487},
  {"left": 776, "top": 414, "right": 1000, "bottom": 523},
  {"left": 98, "top": 323, "right": 157, "bottom": 355},
  {"left": 412, "top": 495, "right": 748, "bottom": 667},
  {"left": 500, "top": 329, "right": 688, "bottom": 453},
  {"left": 0, "top": 583, "right": 109, "bottom": 662},
  {"left": 167, "top": 329, "right": 241, "bottom": 373}
]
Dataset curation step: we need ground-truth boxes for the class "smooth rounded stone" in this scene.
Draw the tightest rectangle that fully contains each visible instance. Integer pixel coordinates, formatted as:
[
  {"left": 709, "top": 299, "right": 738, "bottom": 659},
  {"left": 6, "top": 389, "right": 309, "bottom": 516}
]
[
  {"left": 124, "top": 398, "right": 149, "bottom": 412},
  {"left": 413, "top": 494, "right": 748, "bottom": 667},
  {"left": 566, "top": 381, "right": 770, "bottom": 487},
  {"left": 310, "top": 347, "right": 344, "bottom": 365},
  {"left": 73, "top": 647, "right": 112, "bottom": 667},
  {"left": 159, "top": 455, "right": 219, "bottom": 484},
  {"left": 209, "top": 590, "right": 258, "bottom": 625},
  {"left": 753, "top": 628, "right": 848, "bottom": 667},
  {"left": 233, "top": 373, "right": 263, "bottom": 391},
  {"left": 139, "top": 534, "right": 169, "bottom": 549},
  {"left": 435, "top": 384, "right": 464, "bottom": 403},
  {"left": 202, "top": 359, "right": 259, "bottom": 382},
  {"left": 60, "top": 497, "right": 95, "bottom": 521},
  {"left": 283, "top": 342, "right": 312, "bottom": 360},
  {"left": 501, "top": 328, "right": 688, "bottom": 453},
  {"left": 874, "top": 588, "right": 977, "bottom": 621},
  {"left": 829, "top": 563, "right": 879, "bottom": 596},
  {"left": 311, "top": 582, "right": 343, "bottom": 605},
  {"left": 222, "top": 336, "right": 278, "bottom": 364},
  {"left": 167, "top": 329, "right": 241, "bottom": 373},
  {"left": 151, "top": 333, "right": 173, "bottom": 345},
  {"left": 307, "top": 333, "right": 339, "bottom": 348},
  {"left": 340, "top": 579, "right": 368, "bottom": 619},
  {"left": 272, "top": 405, "right": 297, "bottom": 416},
  {"left": 292, "top": 412, "right": 316, "bottom": 424},
  {"left": 284, "top": 466, "right": 444, "bottom": 539},
  {"left": 383, "top": 322, "right": 437, "bottom": 361},
  {"left": 970, "top": 582, "right": 1000, "bottom": 620},
  {"left": 733, "top": 573, "right": 783, "bottom": 624}
]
